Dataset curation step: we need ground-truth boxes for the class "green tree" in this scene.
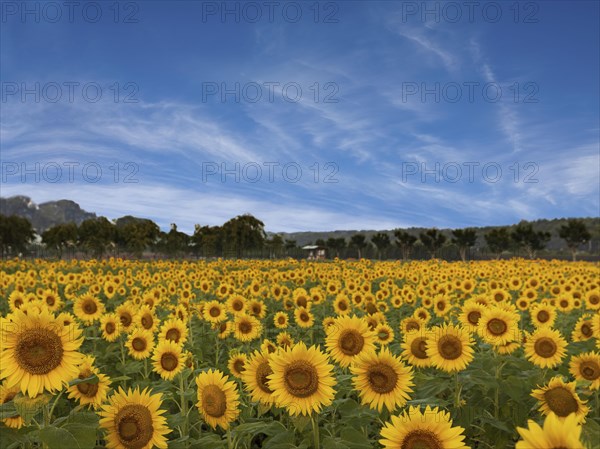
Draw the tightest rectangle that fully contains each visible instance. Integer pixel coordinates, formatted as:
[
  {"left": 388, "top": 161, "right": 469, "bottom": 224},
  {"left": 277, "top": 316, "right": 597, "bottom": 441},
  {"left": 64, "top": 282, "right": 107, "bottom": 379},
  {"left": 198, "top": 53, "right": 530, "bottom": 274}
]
[
  {"left": 115, "top": 217, "right": 160, "bottom": 258},
  {"left": 222, "top": 214, "right": 266, "bottom": 258},
  {"left": 394, "top": 230, "right": 417, "bottom": 261},
  {"left": 192, "top": 224, "right": 223, "bottom": 258},
  {"left": 78, "top": 217, "right": 116, "bottom": 258},
  {"left": 419, "top": 228, "right": 447, "bottom": 259},
  {"left": 0, "top": 215, "right": 35, "bottom": 257},
  {"left": 451, "top": 228, "right": 477, "bottom": 262},
  {"left": 371, "top": 232, "right": 391, "bottom": 260},
  {"left": 326, "top": 237, "right": 346, "bottom": 258},
  {"left": 350, "top": 234, "right": 367, "bottom": 259},
  {"left": 484, "top": 228, "right": 512, "bottom": 259},
  {"left": 511, "top": 222, "right": 551, "bottom": 259},
  {"left": 41, "top": 222, "right": 78, "bottom": 258},
  {"left": 266, "top": 234, "right": 284, "bottom": 259},
  {"left": 158, "top": 223, "right": 191, "bottom": 258},
  {"left": 558, "top": 219, "right": 592, "bottom": 261}
]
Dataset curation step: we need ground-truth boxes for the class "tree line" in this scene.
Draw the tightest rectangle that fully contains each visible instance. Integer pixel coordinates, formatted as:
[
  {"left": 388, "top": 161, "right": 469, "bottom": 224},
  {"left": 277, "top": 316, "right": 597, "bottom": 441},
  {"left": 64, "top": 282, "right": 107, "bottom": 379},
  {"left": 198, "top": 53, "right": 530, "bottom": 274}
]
[{"left": 0, "top": 213, "right": 595, "bottom": 261}]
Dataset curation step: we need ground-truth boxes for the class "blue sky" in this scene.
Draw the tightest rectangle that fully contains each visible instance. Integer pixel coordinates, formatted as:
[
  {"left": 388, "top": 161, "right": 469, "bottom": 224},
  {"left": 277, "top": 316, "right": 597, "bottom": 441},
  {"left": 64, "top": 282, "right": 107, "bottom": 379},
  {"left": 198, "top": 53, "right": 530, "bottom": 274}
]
[{"left": 1, "top": 0, "right": 599, "bottom": 233}]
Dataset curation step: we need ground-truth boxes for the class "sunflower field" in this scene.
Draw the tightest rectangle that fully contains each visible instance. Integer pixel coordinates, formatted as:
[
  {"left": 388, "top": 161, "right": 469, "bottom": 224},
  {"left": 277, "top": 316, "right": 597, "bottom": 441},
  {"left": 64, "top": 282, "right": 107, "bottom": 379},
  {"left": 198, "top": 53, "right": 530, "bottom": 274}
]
[{"left": 0, "top": 258, "right": 599, "bottom": 449}]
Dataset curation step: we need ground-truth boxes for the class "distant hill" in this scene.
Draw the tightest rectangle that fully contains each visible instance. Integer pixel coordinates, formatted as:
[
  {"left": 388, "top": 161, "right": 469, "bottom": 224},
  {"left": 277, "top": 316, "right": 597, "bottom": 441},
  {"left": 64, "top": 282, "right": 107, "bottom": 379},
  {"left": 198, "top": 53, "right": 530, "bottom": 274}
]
[{"left": 0, "top": 196, "right": 96, "bottom": 232}]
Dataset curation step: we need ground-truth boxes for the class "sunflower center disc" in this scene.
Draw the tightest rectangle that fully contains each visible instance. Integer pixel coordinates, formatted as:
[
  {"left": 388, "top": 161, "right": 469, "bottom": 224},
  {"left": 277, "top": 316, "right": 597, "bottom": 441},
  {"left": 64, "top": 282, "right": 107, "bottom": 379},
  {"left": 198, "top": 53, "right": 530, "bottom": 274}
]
[
  {"left": 165, "top": 328, "right": 180, "bottom": 342},
  {"left": 46, "top": 296, "right": 55, "bottom": 306},
  {"left": 581, "top": 324, "right": 592, "bottom": 337},
  {"left": 233, "top": 301, "right": 243, "bottom": 311},
  {"left": 589, "top": 294, "right": 599, "bottom": 305},
  {"left": 438, "top": 336, "right": 462, "bottom": 360},
  {"left": 534, "top": 337, "right": 557, "bottom": 358},
  {"left": 202, "top": 385, "right": 227, "bottom": 418},
  {"left": 239, "top": 321, "right": 252, "bottom": 334},
  {"left": 115, "top": 404, "right": 154, "bottom": 449},
  {"left": 256, "top": 361, "right": 274, "bottom": 394},
  {"left": 120, "top": 313, "right": 132, "bottom": 327},
  {"left": 141, "top": 316, "right": 153, "bottom": 329},
  {"left": 210, "top": 307, "right": 221, "bottom": 317},
  {"left": 132, "top": 338, "right": 147, "bottom": 352},
  {"left": 76, "top": 369, "right": 99, "bottom": 397},
  {"left": 544, "top": 387, "right": 579, "bottom": 417},
  {"left": 233, "top": 359, "right": 245, "bottom": 373},
  {"left": 83, "top": 300, "right": 97, "bottom": 314},
  {"left": 537, "top": 311, "right": 550, "bottom": 323},
  {"left": 467, "top": 311, "right": 481, "bottom": 325},
  {"left": 581, "top": 362, "right": 600, "bottom": 381},
  {"left": 368, "top": 363, "right": 398, "bottom": 394},
  {"left": 401, "top": 429, "right": 442, "bottom": 449},
  {"left": 160, "top": 353, "right": 178, "bottom": 371},
  {"left": 106, "top": 322, "right": 116, "bottom": 334},
  {"left": 15, "top": 328, "right": 64, "bottom": 375},
  {"left": 339, "top": 330, "right": 365, "bottom": 356},
  {"left": 284, "top": 361, "right": 318, "bottom": 398},
  {"left": 411, "top": 338, "right": 428, "bottom": 359},
  {"left": 406, "top": 321, "right": 420, "bottom": 332},
  {"left": 487, "top": 318, "right": 508, "bottom": 336}
]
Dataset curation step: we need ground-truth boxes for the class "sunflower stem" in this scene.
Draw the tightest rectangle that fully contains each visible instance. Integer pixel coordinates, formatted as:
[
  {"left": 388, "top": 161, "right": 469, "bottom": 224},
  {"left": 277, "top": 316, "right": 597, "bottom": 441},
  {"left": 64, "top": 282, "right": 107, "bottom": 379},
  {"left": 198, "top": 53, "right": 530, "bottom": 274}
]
[
  {"left": 311, "top": 413, "right": 320, "bottom": 449},
  {"left": 47, "top": 388, "right": 65, "bottom": 423},
  {"left": 179, "top": 371, "right": 189, "bottom": 445},
  {"left": 227, "top": 428, "right": 233, "bottom": 449},
  {"left": 454, "top": 372, "right": 461, "bottom": 408}
]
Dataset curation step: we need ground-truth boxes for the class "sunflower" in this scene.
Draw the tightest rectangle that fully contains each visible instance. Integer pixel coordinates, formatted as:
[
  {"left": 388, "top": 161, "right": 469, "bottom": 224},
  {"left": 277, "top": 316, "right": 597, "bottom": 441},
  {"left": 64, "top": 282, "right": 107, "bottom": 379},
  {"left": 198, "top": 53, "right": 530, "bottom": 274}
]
[
  {"left": 73, "top": 293, "right": 105, "bottom": 323},
  {"left": 374, "top": 323, "right": 395, "bottom": 345},
  {"left": 227, "top": 352, "right": 247, "bottom": 378},
  {"left": 203, "top": 300, "right": 227, "bottom": 324},
  {"left": 100, "top": 313, "right": 121, "bottom": 342},
  {"left": 233, "top": 314, "right": 262, "bottom": 342},
  {"left": 226, "top": 294, "right": 247, "bottom": 315},
  {"left": 0, "top": 308, "right": 83, "bottom": 397},
  {"left": 413, "top": 306, "right": 431, "bottom": 323},
  {"left": 248, "top": 299, "right": 267, "bottom": 319},
  {"left": 241, "top": 351, "right": 275, "bottom": 405},
  {"left": 555, "top": 295, "right": 573, "bottom": 313},
  {"left": 531, "top": 376, "right": 589, "bottom": 423},
  {"left": 571, "top": 314, "right": 595, "bottom": 341},
  {"left": 379, "top": 405, "right": 469, "bottom": 449},
  {"left": 333, "top": 294, "right": 351, "bottom": 315},
  {"left": 530, "top": 303, "right": 556, "bottom": 328},
  {"left": 126, "top": 329, "right": 155, "bottom": 360},
  {"left": 401, "top": 331, "right": 432, "bottom": 368},
  {"left": 477, "top": 306, "right": 519, "bottom": 346},
  {"left": 458, "top": 301, "right": 485, "bottom": 332},
  {"left": 524, "top": 328, "right": 567, "bottom": 369},
  {"left": 276, "top": 332, "right": 294, "bottom": 349},
  {"left": 8, "top": 291, "right": 26, "bottom": 312},
  {"left": 99, "top": 387, "right": 169, "bottom": 449},
  {"left": 294, "top": 307, "right": 314, "bottom": 328},
  {"left": 158, "top": 318, "right": 188, "bottom": 345},
  {"left": 401, "top": 317, "right": 425, "bottom": 335},
  {"left": 151, "top": 340, "right": 184, "bottom": 381},
  {"left": 116, "top": 303, "right": 136, "bottom": 333},
  {"left": 135, "top": 306, "right": 158, "bottom": 333},
  {"left": 516, "top": 412, "right": 585, "bottom": 449},
  {"left": 350, "top": 347, "right": 414, "bottom": 412},
  {"left": 427, "top": 324, "right": 474, "bottom": 373},
  {"left": 584, "top": 289, "right": 600, "bottom": 310},
  {"left": 268, "top": 342, "right": 335, "bottom": 416},
  {"left": 433, "top": 295, "right": 451, "bottom": 317},
  {"left": 196, "top": 369, "right": 240, "bottom": 430},
  {"left": 40, "top": 289, "right": 63, "bottom": 313},
  {"left": 67, "top": 355, "right": 110, "bottom": 409},
  {"left": 0, "top": 382, "right": 24, "bottom": 428},
  {"left": 325, "top": 315, "right": 376, "bottom": 368},
  {"left": 273, "top": 312, "right": 289, "bottom": 329},
  {"left": 569, "top": 351, "right": 600, "bottom": 390}
]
